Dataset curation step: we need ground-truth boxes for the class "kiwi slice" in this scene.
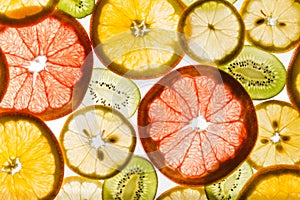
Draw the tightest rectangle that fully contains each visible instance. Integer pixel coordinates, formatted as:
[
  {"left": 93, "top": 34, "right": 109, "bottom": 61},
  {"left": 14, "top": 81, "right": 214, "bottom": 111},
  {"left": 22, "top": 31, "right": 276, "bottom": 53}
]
[
  {"left": 57, "top": 0, "right": 95, "bottom": 19},
  {"left": 205, "top": 162, "right": 253, "bottom": 200},
  {"left": 82, "top": 68, "right": 141, "bottom": 118},
  {"left": 218, "top": 45, "right": 286, "bottom": 100},
  {"left": 102, "top": 156, "right": 158, "bottom": 200}
]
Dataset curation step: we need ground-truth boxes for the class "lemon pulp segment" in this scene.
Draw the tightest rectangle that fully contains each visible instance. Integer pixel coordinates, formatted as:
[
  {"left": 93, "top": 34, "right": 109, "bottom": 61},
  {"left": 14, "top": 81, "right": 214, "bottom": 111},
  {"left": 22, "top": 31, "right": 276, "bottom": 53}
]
[
  {"left": 92, "top": 0, "right": 183, "bottom": 78},
  {"left": 157, "top": 187, "right": 207, "bottom": 200},
  {"left": 0, "top": 114, "right": 63, "bottom": 199},
  {"left": 60, "top": 105, "right": 136, "bottom": 179}
]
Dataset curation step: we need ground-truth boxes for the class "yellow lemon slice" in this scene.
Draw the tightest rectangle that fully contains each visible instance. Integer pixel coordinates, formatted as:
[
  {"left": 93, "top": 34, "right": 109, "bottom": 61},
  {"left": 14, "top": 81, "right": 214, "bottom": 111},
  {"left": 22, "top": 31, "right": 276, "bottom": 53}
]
[
  {"left": 240, "top": 0, "right": 300, "bottom": 53},
  {"left": 157, "top": 186, "right": 207, "bottom": 200},
  {"left": 60, "top": 105, "right": 136, "bottom": 179},
  {"left": 179, "top": 0, "right": 237, "bottom": 8},
  {"left": 0, "top": 112, "right": 64, "bottom": 199},
  {"left": 178, "top": 0, "right": 245, "bottom": 65}
]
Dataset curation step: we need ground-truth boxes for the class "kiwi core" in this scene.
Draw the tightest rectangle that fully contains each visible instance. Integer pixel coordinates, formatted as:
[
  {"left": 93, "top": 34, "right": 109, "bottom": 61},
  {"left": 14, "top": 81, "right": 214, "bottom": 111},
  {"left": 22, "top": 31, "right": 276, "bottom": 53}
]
[
  {"left": 130, "top": 20, "right": 150, "bottom": 37},
  {"left": 1, "top": 157, "right": 22, "bottom": 176}
]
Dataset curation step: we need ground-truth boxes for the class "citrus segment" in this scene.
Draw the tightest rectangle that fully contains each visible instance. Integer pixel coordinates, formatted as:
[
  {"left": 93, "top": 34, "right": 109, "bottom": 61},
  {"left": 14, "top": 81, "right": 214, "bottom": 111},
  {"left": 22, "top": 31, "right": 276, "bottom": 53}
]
[
  {"left": 179, "top": 0, "right": 237, "bottom": 8},
  {"left": 60, "top": 105, "right": 136, "bottom": 179},
  {"left": 0, "top": 11, "right": 93, "bottom": 120},
  {"left": 157, "top": 186, "right": 207, "bottom": 200},
  {"left": 138, "top": 65, "right": 258, "bottom": 185},
  {"left": 240, "top": 0, "right": 300, "bottom": 52},
  {"left": 0, "top": 0, "right": 58, "bottom": 26},
  {"left": 55, "top": 176, "right": 102, "bottom": 200},
  {"left": 237, "top": 165, "right": 300, "bottom": 199},
  {"left": 91, "top": 0, "right": 184, "bottom": 79},
  {"left": 249, "top": 100, "right": 300, "bottom": 169},
  {"left": 178, "top": 0, "right": 245, "bottom": 65},
  {"left": 0, "top": 112, "right": 64, "bottom": 199}
]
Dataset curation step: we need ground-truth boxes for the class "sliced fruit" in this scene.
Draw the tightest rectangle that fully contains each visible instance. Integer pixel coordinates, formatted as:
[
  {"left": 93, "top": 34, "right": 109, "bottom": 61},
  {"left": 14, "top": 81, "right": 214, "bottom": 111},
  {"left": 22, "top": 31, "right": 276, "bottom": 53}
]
[
  {"left": 219, "top": 45, "right": 286, "bottom": 100},
  {"left": 0, "top": 10, "right": 93, "bottom": 121},
  {"left": 0, "top": 0, "right": 58, "bottom": 27},
  {"left": 0, "top": 112, "right": 64, "bottom": 199},
  {"left": 60, "top": 105, "right": 136, "bottom": 179},
  {"left": 138, "top": 65, "right": 258, "bottom": 186},
  {"left": 55, "top": 176, "right": 102, "bottom": 199},
  {"left": 237, "top": 164, "right": 300, "bottom": 199},
  {"left": 178, "top": 0, "right": 245, "bottom": 65},
  {"left": 102, "top": 156, "right": 158, "bottom": 200},
  {"left": 179, "top": 0, "right": 237, "bottom": 8},
  {"left": 157, "top": 186, "right": 207, "bottom": 200},
  {"left": 240, "top": 0, "right": 300, "bottom": 53},
  {"left": 0, "top": 49, "right": 8, "bottom": 102},
  {"left": 57, "top": 0, "right": 95, "bottom": 19},
  {"left": 205, "top": 161, "right": 253, "bottom": 200},
  {"left": 287, "top": 44, "right": 300, "bottom": 112},
  {"left": 249, "top": 100, "right": 300, "bottom": 169},
  {"left": 82, "top": 68, "right": 140, "bottom": 118},
  {"left": 90, "top": 0, "right": 184, "bottom": 79}
]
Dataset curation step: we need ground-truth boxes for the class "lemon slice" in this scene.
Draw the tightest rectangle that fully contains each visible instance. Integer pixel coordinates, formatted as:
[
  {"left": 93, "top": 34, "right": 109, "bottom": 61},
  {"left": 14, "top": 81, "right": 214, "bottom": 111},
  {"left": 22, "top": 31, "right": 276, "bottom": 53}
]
[
  {"left": 55, "top": 176, "right": 102, "bottom": 199},
  {"left": 91, "top": 0, "right": 184, "bottom": 79},
  {"left": 0, "top": 112, "right": 64, "bottom": 199},
  {"left": 60, "top": 105, "right": 136, "bottom": 179},
  {"left": 240, "top": 0, "right": 300, "bottom": 53},
  {"left": 178, "top": 0, "right": 245, "bottom": 65},
  {"left": 157, "top": 186, "right": 207, "bottom": 200},
  {"left": 179, "top": 0, "right": 237, "bottom": 8},
  {"left": 237, "top": 164, "right": 300, "bottom": 199},
  {"left": 249, "top": 100, "right": 300, "bottom": 169}
]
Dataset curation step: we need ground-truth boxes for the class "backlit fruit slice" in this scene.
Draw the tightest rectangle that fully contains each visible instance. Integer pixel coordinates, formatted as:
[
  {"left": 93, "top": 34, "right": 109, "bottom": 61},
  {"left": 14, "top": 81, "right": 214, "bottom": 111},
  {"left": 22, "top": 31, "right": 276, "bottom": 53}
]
[
  {"left": 157, "top": 186, "right": 207, "bottom": 200},
  {"left": 0, "top": 50, "right": 8, "bottom": 102},
  {"left": 102, "top": 156, "right": 158, "bottom": 200},
  {"left": 248, "top": 100, "right": 300, "bottom": 169},
  {"left": 205, "top": 161, "right": 253, "bottom": 200},
  {"left": 219, "top": 45, "right": 286, "bottom": 100},
  {"left": 287, "top": 44, "right": 300, "bottom": 112},
  {"left": 91, "top": 0, "right": 184, "bottom": 79},
  {"left": 60, "top": 105, "right": 136, "bottom": 179},
  {"left": 138, "top": 65, "right": 258, "bottom": 186},
  {"left": 82, "top": 68, "right": 140, "bottom": 118},
  {"left": 237, "top": 165, "right": 300, "bottom": 199},
  {"left": 0, "top": 0, "right": 58, "bottom": 27},
  {"left": 178, "top": 0, "right": 245, "bottom": 65},
  {"left": 240, "top": 0, "right": 300, "bottom": 53},
  {"left": 0, "top": 10, "right": 93, "bottom": 121},
  {"left": 179, "top": 0, "right": 237, "bottom": 8},
  {"left": 0, "top": 112, "right": 64, "bottom": 199},
  {"left": 55, "top": 176, "right": 102, "bottom": 199},
  {"left": 57, "top": 0, "right": 95, "bottom": 19}
]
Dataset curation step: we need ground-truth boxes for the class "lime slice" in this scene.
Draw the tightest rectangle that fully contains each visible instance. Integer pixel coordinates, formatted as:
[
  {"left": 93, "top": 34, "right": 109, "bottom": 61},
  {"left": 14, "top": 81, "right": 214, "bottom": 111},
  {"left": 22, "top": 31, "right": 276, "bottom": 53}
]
[{"left": 60, "top": 105, "right": 136, "bottom": 179}]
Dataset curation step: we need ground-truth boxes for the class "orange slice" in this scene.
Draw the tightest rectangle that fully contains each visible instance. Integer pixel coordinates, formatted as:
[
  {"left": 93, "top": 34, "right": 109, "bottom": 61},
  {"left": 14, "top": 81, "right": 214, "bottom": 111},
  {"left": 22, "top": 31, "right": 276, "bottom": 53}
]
[
  {"left": 157, "top": 186, "right": 207, "bottom": 200},
  {"left": 0, "top": 0, "right": 58, "bottom": 27},
  {"left": 0, "top": 112, "right": 64, "bottom": 199},
  {"left": 0, "top": 10, "right": 93, "bottom": 121},
  {"left": 55, "top": 176, "right": 102, "bottom": 199},
  {"left": 138, "top": 65, "right": 258, "bottom": 186},
  {"left": 237, "top": 165, "right": 300, "bottom": 199},
  {"left": 90, "top": 0, "right": 184, "bottom": 79}
]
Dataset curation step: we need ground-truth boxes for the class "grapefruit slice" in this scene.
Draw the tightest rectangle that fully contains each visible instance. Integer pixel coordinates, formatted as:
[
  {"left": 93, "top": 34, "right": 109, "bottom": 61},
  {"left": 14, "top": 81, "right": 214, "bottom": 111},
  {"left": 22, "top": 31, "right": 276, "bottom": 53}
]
[
  {"left": 0, "top": 10, "right": 93, "bottom": 121},
  {"left": 138, "top": 65, "right": 258, "bottom": 186},
  {"left": 0, "top": 0, "right": 58, "bottom": 27}
]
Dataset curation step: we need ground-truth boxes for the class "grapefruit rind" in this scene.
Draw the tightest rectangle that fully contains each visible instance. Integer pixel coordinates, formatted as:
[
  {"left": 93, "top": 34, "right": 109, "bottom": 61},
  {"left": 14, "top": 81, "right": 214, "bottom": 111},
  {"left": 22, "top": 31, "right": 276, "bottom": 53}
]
[
  {"left": 156, "top": 186, "right": 207, "bottom": 200},
  {"left": 138, "top": 65, "right": 258, "bottom": 186}
]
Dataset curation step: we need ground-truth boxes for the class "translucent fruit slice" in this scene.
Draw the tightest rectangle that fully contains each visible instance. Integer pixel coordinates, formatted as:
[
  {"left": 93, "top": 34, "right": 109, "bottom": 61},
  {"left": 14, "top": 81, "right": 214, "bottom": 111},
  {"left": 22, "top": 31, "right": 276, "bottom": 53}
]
[
  {"left": 219, "top": 45, "right": 286, "bottom": 100},
  {"left": 57, "top": 0, "right": 95, "bottom": 19},
  {"left": 82, "top": 68, "right": 140, "bottom": 118},
  {"left": 157, "top": 186, "right": 207, "bottom": 200},
  {"left": 55, "top": 176, "right": 102, "bottom": 200},
  {"left": 0, "top": 10, "right": 93, "bottom": 121},
  {"left": 0, "top": 0, "right": 58, "bottom": 26},
  {"left": 249, "top": 100, "right": 300, "bottom": 169},
  {"left": 0, "top": 50, "right": 8, "bottom": 102},
  {"left": 60, "top": 105, "right": 136, "bottom": 179},
  {"left": 0, "top": 112, "right": 64, "bottom": 199},
  {"left": 91, "top": 0, "right": 184, "bottom": 79},
  {"left": 138, "top": 65, "right": 258, "bottom": 186},
  {"left": 102, "top": 156, "right": 158, "bottom": 200},
  {"left": 237, "top": 165, "right": 300, "bottom": 199},
  {"left": 179, "top": 0, "right": 237, "bottom": 8},
  {"left": 240, "top": 0, "right": 300, "bottom": 53},
  {"left": 178, "top": 0, "right": 245, "bottom": 65},
  {"left": 287, "top": 44, "right": 300, "bottom": 112}
]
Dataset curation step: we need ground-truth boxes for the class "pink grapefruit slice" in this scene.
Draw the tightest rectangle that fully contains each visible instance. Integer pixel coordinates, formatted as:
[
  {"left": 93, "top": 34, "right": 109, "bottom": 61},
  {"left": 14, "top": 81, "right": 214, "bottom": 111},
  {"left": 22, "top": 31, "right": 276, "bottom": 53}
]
[
  {"left": 138, "top": 65, "right": 258, "bottom": 186},
  {"left": 0, "top": 10, "right": 93, "bottom": 120}
]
